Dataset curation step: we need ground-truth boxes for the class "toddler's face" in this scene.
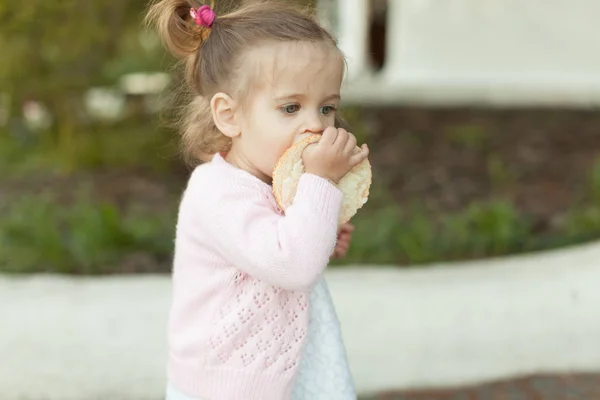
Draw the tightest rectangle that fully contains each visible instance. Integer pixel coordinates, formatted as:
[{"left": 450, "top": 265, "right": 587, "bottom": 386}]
[{"left": 232, "top": 41, "right": 344, "bottom": 183}]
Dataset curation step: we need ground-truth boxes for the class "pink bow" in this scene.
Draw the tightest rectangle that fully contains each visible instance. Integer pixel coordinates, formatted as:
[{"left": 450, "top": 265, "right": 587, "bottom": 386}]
[{"left": 190, "top": 5, "right": 216, "bottom": 27}]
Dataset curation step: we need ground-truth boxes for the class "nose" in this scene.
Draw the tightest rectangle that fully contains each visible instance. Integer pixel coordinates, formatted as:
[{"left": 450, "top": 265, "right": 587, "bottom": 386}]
[{"left": 304, "top": 111, "right": 325, "bottom": 135}]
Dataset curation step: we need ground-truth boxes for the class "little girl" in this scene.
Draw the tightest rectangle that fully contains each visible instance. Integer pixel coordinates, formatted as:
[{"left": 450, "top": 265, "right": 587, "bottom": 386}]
[{"left": 145, "top": 1, "right": 369, "bottom": 399}]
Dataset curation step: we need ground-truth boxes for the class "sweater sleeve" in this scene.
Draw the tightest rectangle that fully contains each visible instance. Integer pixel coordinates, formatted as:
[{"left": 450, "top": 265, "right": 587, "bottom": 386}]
[{"left": 198, "top": 173, "right": 343, "bottom": 292}]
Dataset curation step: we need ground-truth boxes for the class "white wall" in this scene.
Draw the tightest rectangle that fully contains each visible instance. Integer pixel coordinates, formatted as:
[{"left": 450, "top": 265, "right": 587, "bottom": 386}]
[
  {"left": 3, "top": 242, "right": 600, "bottom": 399},
  {"left": 322, "top": 0, "right": 600, "bottom": 107}
]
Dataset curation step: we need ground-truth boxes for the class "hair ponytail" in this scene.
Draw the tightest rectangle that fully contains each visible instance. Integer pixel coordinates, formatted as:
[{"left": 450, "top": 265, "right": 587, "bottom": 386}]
[
  {"left": 146, "top": 0, "right": 228, "bottom": 163},
  {"left": 145, "top": 0, "right": 210, "bottom": 60}
]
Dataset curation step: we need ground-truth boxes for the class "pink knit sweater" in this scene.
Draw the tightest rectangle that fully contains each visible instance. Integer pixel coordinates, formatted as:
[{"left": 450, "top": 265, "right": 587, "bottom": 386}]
[{"left": 168, "top": 153, "right": 343, "bottom": 400}]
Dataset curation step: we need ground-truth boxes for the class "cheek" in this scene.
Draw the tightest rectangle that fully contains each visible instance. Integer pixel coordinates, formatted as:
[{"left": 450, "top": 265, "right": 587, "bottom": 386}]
[{"left": 255, "top": 131, "right": 291, "bottom": 168}]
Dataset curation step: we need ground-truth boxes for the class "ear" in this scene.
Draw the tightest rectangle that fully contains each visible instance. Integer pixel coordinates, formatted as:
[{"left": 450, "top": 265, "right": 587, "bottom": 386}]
[{"left": 210, "top": 92, "right": 240, "bottom": 138}]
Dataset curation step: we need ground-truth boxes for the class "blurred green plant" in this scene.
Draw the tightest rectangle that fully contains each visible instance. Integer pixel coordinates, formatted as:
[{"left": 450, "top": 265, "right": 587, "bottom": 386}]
[
  {"left": 0, "top": 192, "right": 175, "bottom": 274},
  {"left": 0, "top": 122, "right": 177, "bottom": 176},
  {"left": 396, "top": 211, "right": 437, "bottom": 264},
  {"left": 4, "top": 178, "right": 600, "bottom": 273},
  {"left": 442, "top": 200, "right": 530, "bottom": 257},
  {"left": 446, "top": 124, "right": 489, "bottom": 150},
  {"left": 487, "top": 155, "right": 516, "bottom": 188},
  {"left": 564, "top": 207, "right": 600, "bottom": 239},
  {"left": 339, "top": 197, "right": 532, "bottom": 266},
  {"left": 561, "top": 159, "right": 600, "bottom": 241},
  {"left": 589, "top": 158, "right": 600, "bottom": 204},
  {"left": 0, "top": 0, "right": 168, "bottom": 146},
  {"left": 335, "top": 158, "right": 600, "bottom": 267}
]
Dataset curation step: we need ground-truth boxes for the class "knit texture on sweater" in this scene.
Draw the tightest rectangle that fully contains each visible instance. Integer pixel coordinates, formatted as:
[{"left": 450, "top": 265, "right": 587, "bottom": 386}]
[{"left": 167, "top": 153, "right": 343, "bottom": 400}]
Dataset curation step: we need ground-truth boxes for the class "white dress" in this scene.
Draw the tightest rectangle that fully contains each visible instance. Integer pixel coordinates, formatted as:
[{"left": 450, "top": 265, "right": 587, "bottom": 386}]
[
  {"left": 166, "top": 276, "right": 355, "bottom": 400},
  {"left": 290, "top": 275, "right": 356, "bottom": 399}
]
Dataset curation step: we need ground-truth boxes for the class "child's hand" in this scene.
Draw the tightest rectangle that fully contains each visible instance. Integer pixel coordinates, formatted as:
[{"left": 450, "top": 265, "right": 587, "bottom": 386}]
[
  {"left": 302, "top": 127, "right": 369, "bottom": 184},
  {"left": 331, "top": 222, "right": 354, "bottom": 259}
]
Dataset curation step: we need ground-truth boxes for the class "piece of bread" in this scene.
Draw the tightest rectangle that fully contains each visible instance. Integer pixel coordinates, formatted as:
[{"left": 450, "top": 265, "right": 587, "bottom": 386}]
[{"left": 272, "top": 134, "right": 372, "bottom": 225}]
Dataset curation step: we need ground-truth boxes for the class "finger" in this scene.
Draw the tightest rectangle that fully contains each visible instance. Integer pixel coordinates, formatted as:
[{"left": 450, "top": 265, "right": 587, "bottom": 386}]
[
  {"left": 338, "top": 228, "right": 351, "bottom": 238},
  {"left": 338, "top": 223, "right": 352, "bottom": 234},
  {"left": 334, "top": 128, "right": 349, "bottom": 148},
  {"left": 337, "top": 237, "right": 349, "bottom": 247},
  {"left": 320, "top": 126, "right": 338, "bottom": 145},
  {"left": 337, "top": 238, "right": 350, "bottom": 249},
  {"left": 339, "top": 222, "right": 355, "bottom": 233},
  {"left": 301, "top": 145, "right": 319, "bottom": 165},
  {"left": 349, "top": 144, "right": 369, "bottom": 166},
  {"left": 339, "top": 233, "right": 351, "bottom": 242},
  {"left": 344, "top": 134, "right": 357, "bottom": 155},
  {"left": 302, "top": 143, "right": 317, "bottom": 158}
]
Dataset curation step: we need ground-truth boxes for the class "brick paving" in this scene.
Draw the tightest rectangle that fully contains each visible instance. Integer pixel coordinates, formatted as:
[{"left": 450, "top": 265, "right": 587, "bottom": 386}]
[{"left": 359, "top": 374, "right": 600, "bottom": 400}]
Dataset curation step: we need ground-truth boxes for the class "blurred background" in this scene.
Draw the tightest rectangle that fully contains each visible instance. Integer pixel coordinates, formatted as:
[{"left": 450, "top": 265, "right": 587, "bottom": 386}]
[
  {"left": 2, "top": 0, "right": 600, "bottom": 399},
  {"left": 3, "top": 0, "right": 600, "bottom": 274}
]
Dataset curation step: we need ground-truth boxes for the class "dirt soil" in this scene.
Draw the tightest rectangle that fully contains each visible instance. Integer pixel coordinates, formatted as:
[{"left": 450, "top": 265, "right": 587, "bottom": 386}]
[{"left": 359, "top": 107, "right": 600, "bottom": 234}]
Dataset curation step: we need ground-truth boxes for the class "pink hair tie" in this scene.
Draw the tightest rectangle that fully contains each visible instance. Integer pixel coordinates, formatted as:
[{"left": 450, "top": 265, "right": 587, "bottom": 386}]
[{"left": 190, "top": 5, "right": 216, "bottom": 28}]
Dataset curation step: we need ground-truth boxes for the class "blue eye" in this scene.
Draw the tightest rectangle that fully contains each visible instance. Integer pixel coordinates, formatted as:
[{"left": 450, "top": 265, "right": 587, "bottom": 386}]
[
  {"left": 282, "top": 104, "right": 300, "bottom": 114},
  {"left": 320, "top": 105, "right": 336, "bottom": 115}
]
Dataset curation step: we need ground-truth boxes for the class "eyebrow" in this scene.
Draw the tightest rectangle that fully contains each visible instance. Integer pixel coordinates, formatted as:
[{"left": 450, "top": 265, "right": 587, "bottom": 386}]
[{"left": 273, "top": 93, "right": 341, "bottom": 102}]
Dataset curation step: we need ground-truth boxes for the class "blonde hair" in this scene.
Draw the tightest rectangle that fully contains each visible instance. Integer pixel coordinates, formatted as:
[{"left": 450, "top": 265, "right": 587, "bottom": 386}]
[{"left": 145, "top": 0, "right": 341, "bottom": 165}]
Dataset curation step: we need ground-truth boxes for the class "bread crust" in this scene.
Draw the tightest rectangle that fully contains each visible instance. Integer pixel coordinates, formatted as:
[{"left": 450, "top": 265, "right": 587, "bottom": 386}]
[{"left": 272, "top": 134, "right": 371, "bottom": 224}]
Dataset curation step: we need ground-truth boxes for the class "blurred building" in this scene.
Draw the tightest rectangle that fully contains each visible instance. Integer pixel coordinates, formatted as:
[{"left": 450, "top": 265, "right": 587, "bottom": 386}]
[{"left": 317, "top": 0, "right": 600, "bottom": 107}]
